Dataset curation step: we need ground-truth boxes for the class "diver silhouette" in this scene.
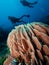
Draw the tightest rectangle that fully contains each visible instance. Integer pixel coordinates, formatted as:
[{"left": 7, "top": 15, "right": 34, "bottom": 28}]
[
  {"left": 20, "top": 0, "right": 38, "bottom": 8},
  {"left": 8, "top": 15, "right": 30, "bottom": 24}
]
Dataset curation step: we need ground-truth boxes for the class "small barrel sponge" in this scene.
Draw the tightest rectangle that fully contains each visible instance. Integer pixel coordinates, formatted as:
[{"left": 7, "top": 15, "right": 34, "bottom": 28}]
[{"left": 7, "top": 22, "right": 49, "bottom": 65}]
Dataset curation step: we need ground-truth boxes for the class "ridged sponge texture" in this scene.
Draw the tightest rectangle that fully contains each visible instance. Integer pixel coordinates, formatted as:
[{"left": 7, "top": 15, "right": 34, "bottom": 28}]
[{"left": 7, "top": 22, "right": 49, "bottom": 65}]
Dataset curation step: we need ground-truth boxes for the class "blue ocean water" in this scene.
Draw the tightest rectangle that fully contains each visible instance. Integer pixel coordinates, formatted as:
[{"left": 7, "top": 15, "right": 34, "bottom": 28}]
[{"left": 0, "top": 0, "right": 49, "bottom": 31}]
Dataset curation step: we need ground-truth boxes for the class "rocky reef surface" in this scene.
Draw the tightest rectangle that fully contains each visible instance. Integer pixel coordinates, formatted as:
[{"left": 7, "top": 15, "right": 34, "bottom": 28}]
[{"left": 4, "top": 22, "right": 49, "bottom": 65}]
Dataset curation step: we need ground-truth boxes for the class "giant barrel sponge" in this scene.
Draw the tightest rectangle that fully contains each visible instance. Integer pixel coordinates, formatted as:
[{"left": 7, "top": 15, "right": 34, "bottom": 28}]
[{"left": 4, "top": 22, "right": 49, "bottom": 65}]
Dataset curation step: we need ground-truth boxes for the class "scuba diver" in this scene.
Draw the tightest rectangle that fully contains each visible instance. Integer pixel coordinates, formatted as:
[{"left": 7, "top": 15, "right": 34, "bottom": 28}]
[
  {"left": 8, "top": 15, "right": 30, "bottom": 24},
  {"left": 20, "top": 0, "right": 38, "bottom": 8}
]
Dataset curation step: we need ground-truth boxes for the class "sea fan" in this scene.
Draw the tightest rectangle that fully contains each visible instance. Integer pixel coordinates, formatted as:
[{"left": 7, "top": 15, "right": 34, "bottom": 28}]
[{"left": 4, "top": 22, "right": 49, "bottom": 65}]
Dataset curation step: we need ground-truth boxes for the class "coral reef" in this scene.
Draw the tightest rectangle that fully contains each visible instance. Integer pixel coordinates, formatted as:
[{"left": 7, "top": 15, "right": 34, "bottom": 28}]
[{"left": 4, "top": 22, "right": 49, "bottom": 65}]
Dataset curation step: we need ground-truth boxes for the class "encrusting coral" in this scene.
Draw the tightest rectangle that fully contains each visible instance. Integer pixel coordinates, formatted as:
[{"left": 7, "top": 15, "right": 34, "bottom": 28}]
[{"left": 4, "top": 22, "right": 49, "bottom": 65}]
